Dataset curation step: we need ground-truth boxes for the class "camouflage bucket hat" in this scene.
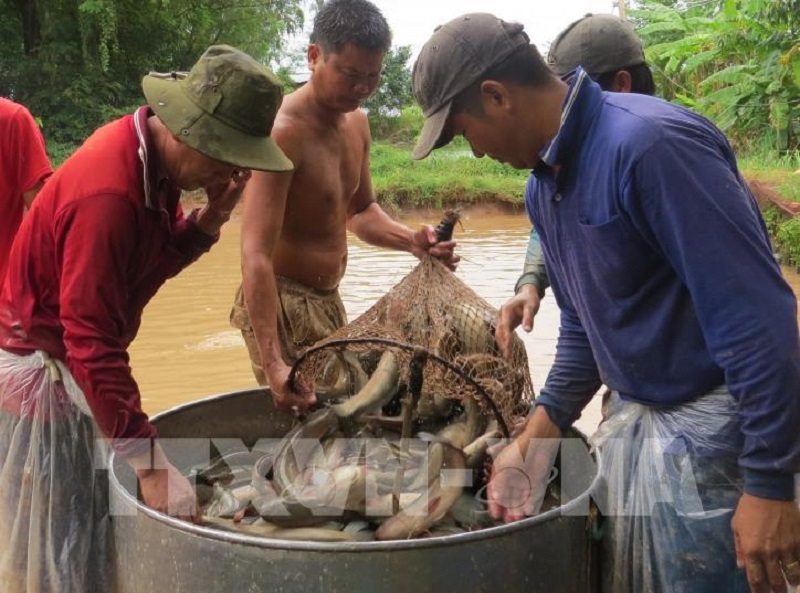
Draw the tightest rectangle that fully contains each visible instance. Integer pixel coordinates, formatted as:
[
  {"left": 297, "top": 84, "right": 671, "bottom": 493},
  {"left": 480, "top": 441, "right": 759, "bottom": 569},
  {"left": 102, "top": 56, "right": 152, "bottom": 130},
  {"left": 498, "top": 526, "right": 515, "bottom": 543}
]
[{"left": 142, "top": 44, "right": 293, "bottom": 172}]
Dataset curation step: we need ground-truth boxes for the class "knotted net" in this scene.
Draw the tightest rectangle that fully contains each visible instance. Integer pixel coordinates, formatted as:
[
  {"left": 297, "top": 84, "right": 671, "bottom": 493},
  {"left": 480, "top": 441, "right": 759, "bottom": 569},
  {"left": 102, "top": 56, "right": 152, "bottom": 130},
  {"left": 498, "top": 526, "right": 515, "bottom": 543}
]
[{"left": 290, "top": 213, "right": 534, "bottom": 436}]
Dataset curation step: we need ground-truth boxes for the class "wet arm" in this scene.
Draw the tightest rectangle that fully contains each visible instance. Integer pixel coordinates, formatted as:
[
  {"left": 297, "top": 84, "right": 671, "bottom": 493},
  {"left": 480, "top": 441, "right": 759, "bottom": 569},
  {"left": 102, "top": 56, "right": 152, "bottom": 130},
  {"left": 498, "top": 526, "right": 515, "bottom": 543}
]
[
  {"left": 496, "top": 198, "right": 550, "bottom": 351},
  {"left": 347, "top": 162, "right": 457, "bottom": 262},
  {"left": 240, "top": 169, "right": 292, "bottom": 380},
  {"left": 346, "top": 125, "right": 418, "bottom": 255}
]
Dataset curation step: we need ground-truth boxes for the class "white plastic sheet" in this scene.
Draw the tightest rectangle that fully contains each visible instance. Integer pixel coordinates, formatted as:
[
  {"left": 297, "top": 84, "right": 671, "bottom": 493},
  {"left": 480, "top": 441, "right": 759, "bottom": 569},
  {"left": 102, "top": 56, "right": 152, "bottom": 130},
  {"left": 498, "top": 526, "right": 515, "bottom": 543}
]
[
  {"left": 591, "top": 387, "right": 749, "bottom": 593},
  {"left": 0, "top": 349, "right": 115, "bottom": 593}
]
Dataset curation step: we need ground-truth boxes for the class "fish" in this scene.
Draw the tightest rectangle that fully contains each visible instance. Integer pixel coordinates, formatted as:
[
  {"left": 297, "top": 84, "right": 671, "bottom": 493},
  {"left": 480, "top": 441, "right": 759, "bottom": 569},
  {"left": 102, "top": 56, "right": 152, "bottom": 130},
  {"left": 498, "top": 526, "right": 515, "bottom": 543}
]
[
  {"left": 375, "top": 443, "right": 466, "bottom": 540},
  {"left": 271, "top": 407, "right": 340, "bottom": 499},
  {"left": 436, "top": 396, "right": 485, "bottom": 450},
  {"left": 365, "top": 492, "right": 421, "bottom": 518},
  {"left": 315, "top": 351, "right": 370, "bottom": 400},
  {"left": 449, "top": 492, "right": 498, "bottom": 531},
  {"left": 463, "top": 419, "right": 501, "bottom": 469},
  {"left": 203, "top": 482, "right": 252, "bottom": 518},
  {"left": 435, "top": 209, "right": 462, "bottom": 242},
  {"left": 448, "top": 303, "right": 497, "bottom": 356},
  {"left": 262, "top": 416, "right": 370, "bottom": 526},
  {"left": 360, "top": 413, "right": 406, "bottom": 432},
  {"left": 448, "top": 302, "right": 528, "bottom": 362},
  {"left": 194, "top": 450, "right": 263, "bottom": 487},
  {"left": 315, "top": 351, "right": 352, "bottom": 400},
  {"left": 255, "top": 463, "right": 368, "bottom": 527},
  {"left": 331, "top": 350, "right": 400, "bottom": 418},
  {"left": 370, "top": 440, "right": 442, "bottom": 495},
  {"left": 342, "top": 350, "right": 369, "bottom": 393},
  {"left": 417, "top": 389, "right": 455, "bottom": 421}
]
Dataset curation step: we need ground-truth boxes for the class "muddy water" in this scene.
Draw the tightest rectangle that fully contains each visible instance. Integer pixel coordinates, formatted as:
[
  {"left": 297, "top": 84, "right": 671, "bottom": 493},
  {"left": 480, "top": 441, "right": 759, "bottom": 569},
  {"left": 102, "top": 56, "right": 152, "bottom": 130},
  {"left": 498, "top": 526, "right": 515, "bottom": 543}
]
[{"left": 128, "top": 210, "right": 800, "bottom": 436}]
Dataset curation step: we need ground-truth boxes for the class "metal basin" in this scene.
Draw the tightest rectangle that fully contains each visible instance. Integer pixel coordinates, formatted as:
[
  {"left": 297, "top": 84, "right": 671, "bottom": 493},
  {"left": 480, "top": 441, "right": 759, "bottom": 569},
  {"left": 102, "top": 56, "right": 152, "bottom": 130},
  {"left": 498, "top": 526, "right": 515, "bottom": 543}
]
[{"left": 110, "top": 389, "right": 602, "bottom": 593}]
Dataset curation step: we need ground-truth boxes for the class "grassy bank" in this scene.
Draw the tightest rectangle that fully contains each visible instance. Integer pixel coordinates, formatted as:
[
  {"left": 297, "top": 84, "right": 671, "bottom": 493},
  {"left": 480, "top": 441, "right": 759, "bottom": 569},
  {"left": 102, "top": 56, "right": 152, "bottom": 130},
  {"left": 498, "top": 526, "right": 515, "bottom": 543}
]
[
  {"left": 739, "top": 152, "right": 800, "bottom": 267},
  {"left": 371, "top": 140, "right": 529, "bottom": 212},
  {"left": 740, "top": 151, "right": 800, "bottom": 203},
  {"left": 46, "top": 137, "right": 799, "bottom": 260}
]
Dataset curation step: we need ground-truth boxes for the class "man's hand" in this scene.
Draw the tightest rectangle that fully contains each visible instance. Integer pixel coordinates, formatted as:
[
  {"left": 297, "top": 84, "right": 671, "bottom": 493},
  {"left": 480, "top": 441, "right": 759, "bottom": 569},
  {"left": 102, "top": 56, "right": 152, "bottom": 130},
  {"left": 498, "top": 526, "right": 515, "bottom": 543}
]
[
  {"left": 197, "top": 169, "right": 252, "bottom": 235},
  {"left": 137, "top": 461, "right": 200, "bottom": 524},
  {"left": 732, "top": 493, "right": 800, "bottom": 593},
  {"left": 410, "top": 224, "right": 459, "bottom": 270},
  {"left": 266, "top": 360, "right": 317, "bottom": 413},
  {"left": 496, "top": 284, "right": 541, "bottom": 358},
  {"left": 486, "top": 406, "right": 561, "bottom": 523}
]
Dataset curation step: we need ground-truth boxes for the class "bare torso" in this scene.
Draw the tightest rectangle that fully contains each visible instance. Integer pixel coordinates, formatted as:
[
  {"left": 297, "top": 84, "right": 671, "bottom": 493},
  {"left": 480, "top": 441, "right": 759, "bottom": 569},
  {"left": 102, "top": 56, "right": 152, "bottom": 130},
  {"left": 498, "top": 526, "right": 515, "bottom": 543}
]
[{"left": 271, "top": 87, "right": 370, "bottom": 290}]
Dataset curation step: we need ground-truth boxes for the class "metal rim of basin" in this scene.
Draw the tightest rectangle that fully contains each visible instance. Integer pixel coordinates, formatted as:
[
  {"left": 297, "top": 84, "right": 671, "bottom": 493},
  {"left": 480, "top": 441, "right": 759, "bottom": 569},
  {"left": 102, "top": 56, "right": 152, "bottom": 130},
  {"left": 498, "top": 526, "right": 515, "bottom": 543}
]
[{"left": 108, "top": 389, "right": 603, "bottom": 552}]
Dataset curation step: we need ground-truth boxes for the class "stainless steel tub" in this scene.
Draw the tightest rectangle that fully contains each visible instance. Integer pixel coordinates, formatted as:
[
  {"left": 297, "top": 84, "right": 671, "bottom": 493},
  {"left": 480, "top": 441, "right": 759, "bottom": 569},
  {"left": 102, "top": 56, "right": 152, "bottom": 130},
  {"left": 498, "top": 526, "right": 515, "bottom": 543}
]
[{"left": 110, "top": 389, "right": 602, "bottom": 593}]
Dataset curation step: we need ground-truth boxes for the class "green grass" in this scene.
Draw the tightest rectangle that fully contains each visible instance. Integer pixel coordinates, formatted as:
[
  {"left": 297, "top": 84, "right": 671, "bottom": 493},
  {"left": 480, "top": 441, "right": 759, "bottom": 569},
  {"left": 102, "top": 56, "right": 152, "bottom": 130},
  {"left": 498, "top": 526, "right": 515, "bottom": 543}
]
[
  {"left": 45, "top": 134, "right": 800, "bottom": 265},
  {"left": 370, "top": 140, "right": 530, "bottom": 212},
  {"left": 740, "top": 149, "right": 800, "bottom": 202},
  {"left": 48, "top": 134, "right": 798, "bottom": 213}
]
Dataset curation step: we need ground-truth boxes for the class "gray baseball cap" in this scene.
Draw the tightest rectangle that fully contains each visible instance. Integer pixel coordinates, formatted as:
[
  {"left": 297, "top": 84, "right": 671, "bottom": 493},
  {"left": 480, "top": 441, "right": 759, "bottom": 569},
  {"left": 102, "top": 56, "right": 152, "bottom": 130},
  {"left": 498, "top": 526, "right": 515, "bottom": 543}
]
[
  {"left": 547, "top": 14, "right": 645, "bottom": 77},
  {"left": 411, "top": 13, "right": 530, "bottom": 160}
]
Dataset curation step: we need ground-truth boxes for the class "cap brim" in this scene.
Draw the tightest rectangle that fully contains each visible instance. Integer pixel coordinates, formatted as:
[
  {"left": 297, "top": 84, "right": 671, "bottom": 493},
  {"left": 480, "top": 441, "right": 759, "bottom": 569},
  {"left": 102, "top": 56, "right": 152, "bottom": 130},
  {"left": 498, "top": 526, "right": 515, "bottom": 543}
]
[
  {"left": 411, "top": 101, "right": 454, "bottom": 160},
  {"left": 142, "top": 75, "right": 294, "bottom": 172}
]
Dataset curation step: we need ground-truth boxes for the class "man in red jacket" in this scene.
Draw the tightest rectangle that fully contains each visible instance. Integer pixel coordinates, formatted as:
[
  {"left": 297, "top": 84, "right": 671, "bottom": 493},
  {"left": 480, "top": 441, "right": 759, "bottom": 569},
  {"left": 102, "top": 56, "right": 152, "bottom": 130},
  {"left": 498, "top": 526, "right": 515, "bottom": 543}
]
[
  {"left": 0, "top": 45, "right": 291, "bottom": 592},
  {"left": 0, "top": 97, "right": 53, "bottom": 284}
]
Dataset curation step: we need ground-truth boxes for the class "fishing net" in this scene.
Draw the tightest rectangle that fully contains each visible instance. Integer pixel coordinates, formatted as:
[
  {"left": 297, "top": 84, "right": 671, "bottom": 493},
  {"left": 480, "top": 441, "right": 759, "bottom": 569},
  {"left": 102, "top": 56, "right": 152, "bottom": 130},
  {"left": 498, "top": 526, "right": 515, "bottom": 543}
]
[{"left": 290, "top": 211, "right": 534, "bottom": 437}]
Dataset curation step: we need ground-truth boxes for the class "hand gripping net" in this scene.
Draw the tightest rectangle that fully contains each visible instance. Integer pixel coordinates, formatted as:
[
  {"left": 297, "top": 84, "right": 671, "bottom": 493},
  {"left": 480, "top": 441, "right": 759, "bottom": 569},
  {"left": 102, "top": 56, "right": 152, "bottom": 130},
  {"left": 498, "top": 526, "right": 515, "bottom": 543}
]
[{"left": 289, "top": 214, "right": 534, "bottom": 437}]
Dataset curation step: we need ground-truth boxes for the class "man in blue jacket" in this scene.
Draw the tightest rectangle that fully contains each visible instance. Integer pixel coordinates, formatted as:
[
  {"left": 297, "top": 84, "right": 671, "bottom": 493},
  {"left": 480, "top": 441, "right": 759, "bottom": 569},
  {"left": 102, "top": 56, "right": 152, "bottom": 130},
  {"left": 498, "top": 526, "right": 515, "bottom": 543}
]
[
  {"left": 499, "top": 13, "right": 656, "bottom": 350},
  {"left": 411, "top": 12, "right": 800, "bottom": 593}
]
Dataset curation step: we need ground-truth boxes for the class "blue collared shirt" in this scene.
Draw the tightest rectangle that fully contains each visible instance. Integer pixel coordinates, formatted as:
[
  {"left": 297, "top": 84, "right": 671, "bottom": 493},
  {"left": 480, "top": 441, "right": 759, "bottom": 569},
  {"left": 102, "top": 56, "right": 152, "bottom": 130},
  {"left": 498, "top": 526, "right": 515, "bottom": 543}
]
[{"left": 527, "top": 69, "right": 800, "bottom": 499}]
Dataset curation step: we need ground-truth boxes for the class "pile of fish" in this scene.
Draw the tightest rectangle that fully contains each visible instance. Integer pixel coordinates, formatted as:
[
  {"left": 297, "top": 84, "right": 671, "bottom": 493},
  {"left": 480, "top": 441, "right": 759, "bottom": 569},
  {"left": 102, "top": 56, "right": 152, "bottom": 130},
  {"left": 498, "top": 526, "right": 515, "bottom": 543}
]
[
  {"left": 191, "top": 373, "right": 501, "bottom": 541},
  {"left": 190, "top": 302, "right": 554, "bottom": 542}
]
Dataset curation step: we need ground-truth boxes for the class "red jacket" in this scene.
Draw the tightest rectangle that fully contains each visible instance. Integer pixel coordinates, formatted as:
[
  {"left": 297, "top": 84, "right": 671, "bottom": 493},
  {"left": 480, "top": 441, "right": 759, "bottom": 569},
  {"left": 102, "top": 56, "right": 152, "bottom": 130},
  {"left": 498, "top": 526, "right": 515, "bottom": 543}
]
[
  {"left": 0, "top": 98, "right": 53, "bottom": 283},
  {"left": 0, "top": 107, "right": 217, "bottom": 456}
]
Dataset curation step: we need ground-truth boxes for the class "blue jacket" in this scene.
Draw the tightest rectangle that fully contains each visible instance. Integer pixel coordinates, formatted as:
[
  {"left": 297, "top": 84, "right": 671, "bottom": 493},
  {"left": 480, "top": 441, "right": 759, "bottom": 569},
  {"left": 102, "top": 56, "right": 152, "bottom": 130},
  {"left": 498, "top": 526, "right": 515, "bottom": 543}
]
[{"left": 527, "top": 70, "right": 800, "bottom": 500}]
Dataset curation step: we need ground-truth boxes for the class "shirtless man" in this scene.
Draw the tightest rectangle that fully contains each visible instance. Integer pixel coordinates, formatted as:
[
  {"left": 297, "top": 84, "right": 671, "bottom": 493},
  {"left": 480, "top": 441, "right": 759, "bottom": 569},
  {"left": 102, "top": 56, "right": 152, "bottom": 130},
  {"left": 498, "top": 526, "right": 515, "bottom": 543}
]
[{"left": 231, "top": 0, "right": 458, "bottom": 412}]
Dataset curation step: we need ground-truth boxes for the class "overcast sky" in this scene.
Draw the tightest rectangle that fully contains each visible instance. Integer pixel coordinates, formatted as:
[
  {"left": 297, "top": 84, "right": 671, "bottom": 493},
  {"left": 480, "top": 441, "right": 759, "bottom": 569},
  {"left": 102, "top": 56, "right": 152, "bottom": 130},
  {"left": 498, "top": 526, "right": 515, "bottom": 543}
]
[
  {"left": 368, "top": 0, "right": 618, "bottom": 58},
  {"left": 284, "top": 0, "right": 620, "bottom": 70}
]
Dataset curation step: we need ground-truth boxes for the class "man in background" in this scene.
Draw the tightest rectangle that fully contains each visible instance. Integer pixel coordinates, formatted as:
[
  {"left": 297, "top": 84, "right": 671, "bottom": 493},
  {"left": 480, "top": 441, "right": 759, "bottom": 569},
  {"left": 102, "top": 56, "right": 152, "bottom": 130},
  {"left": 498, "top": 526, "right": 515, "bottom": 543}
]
[
  {"left": 0, "top": 97, "right": 53, "bottom": 284},
  {"left": 232, "top": 0, "right": 458, "bottom": 413}
]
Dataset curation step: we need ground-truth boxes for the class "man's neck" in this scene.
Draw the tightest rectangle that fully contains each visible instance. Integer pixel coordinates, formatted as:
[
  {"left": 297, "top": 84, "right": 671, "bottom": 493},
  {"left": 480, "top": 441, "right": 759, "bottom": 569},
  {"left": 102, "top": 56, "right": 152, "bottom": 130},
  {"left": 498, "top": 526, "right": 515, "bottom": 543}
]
[{"left": 295, "top": 82, "right": 350, "bottom": 128}]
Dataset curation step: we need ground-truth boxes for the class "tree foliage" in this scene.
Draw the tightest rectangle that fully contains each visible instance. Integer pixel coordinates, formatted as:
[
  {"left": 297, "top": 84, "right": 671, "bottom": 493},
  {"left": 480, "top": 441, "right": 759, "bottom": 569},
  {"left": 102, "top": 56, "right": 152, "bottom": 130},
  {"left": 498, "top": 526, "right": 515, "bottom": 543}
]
[
  {"left": 364, "top": 45, "right": 414, "bottom": 139},
  {"left": 364, "top": 45, "right": 412, "bottom": 116},
  {"left": 632, "top": 0, "right": 800, "bottom": 151},
  {"left": 0, "top": 0, "right": 304, "bottom": 143}
]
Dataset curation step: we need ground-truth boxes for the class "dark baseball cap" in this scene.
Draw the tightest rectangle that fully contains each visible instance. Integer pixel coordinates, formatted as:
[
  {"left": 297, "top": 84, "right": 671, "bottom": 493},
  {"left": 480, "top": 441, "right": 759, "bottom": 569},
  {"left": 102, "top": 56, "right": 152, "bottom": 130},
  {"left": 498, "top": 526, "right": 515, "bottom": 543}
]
[
  {"left": 411, "top": 13, "right": 530, "bottom": 160},
  {"left": 547, "top": 14, "right": 645, "bottom": 77}
]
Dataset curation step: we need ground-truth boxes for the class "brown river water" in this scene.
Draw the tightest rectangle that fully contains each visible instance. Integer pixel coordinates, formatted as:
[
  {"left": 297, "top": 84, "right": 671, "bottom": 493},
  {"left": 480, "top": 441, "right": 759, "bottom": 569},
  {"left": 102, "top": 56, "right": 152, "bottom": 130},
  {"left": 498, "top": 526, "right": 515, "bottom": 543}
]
[{"left": 128, "top": 210, "right": 800, "bottom": 436}]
